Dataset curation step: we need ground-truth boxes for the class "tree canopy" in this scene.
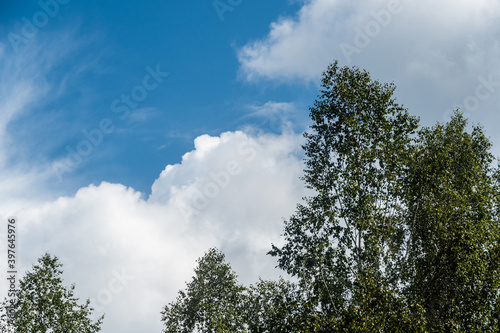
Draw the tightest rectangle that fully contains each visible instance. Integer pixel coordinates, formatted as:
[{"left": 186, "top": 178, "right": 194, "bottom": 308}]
[
  {"left": 403, "top": 113, "right": 500, "bottom": 331},
  {"left": 269, "top": 61, "right": 500, "bottom": 331},
  {"left": 161, "top": 248, "right": 247, "bottom": 333},
  {"left": 0, "top": 253, "right": 104, "bottom": 333},
  {"left": 162, "top": 61, "right": 500, "bottom": 332}
]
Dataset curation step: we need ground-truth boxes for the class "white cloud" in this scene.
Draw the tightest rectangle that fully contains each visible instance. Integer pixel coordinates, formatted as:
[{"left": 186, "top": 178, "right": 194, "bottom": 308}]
[
  {"left": 237, "top": 0, "right": 500, "bottom": 153},
  {"left": 238, "top": 0, "right": 500, "bottom": 84},
  {"left": 238, "top": 0, "right": 349, "bottom": 82},
  {"left": 0, "top": 33, "right": 310, "bottom": 333},
  {"left": 0, "top": 130, "right": 308, "bottom": 333}
]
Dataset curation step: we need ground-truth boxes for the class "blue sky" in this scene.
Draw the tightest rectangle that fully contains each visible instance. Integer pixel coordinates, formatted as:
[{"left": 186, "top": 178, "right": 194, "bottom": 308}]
[
  {"left": 1, "top": 0, "right": 311, "bottom": 196},
  {"left": 1, "top": 0, "right": 500, "bottom": 332}
]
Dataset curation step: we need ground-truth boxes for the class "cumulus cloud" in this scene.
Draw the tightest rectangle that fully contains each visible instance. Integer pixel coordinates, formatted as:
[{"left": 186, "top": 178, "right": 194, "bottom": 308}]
[
  {"left": 0, "top": 30, "right": 310, "bottom": 332},
  {"left": 238, "top": 0, "right": 350, "bottom": 82},
  {"left": 238, "top": 0, "right": 500, "bottom": 83},
  {"left": 237, "top": 0, "right": 500, "bottom": 149},
  {"left": 0, "top": 130, "right": 309, "bottom": 333}
]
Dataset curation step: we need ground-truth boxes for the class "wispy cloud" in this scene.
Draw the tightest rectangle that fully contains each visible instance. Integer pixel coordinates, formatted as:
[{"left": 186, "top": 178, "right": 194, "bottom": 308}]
[
  {"left": 0, "top": 29, "right": 85, "bottom": 203},
  {"left": 126, "top": 107, "right": 160, "bottom": 123},
  {"left": 244, "top": 101, "right": 306, "bottom": 134}
]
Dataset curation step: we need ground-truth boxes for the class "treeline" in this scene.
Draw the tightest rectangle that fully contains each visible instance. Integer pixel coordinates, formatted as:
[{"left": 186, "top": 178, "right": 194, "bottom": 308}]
[{"left": 2, "top": 61, "right": 500, "bottom": 332}]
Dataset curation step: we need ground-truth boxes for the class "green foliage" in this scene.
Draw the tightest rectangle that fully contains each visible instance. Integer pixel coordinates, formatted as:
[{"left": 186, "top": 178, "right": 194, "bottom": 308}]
[
  {"left": 245, "top": 277, "right": 304, "bottom": 333},
  {"left": 161, "top": 248, "right": 247, "bottom": 333},
  {"left": 269, "top": 60, "right": 420, "bottom": 330},
  {"left": 0, "top": 253, "right": 104, "bottom": 333},
  {"left": 403, "top": 112, "right": 500, "bottom": 331},
  {"left": 270, "top": 61, "right": 500, "bottom": 331},
  {"left": 162, "top": 61, "right": 500, "bottom": 332}
]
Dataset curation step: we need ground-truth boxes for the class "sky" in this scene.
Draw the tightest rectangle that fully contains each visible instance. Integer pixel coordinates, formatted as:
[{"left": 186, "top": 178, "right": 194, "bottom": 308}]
[{"left": 0, "top": 0, "right": 499, "bottom": 331}]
